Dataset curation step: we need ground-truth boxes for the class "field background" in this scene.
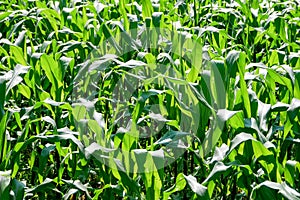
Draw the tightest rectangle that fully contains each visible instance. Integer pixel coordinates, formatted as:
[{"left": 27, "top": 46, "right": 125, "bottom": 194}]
[{"left": 0, "top": 0, "right": 300, "bottom": 199}]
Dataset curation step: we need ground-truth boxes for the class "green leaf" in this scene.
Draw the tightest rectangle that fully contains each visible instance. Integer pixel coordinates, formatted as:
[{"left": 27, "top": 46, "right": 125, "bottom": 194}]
[
  {"left": 11, "top": 179, "right": 25, "bottom": 200},
  {"left": 18, "top": 84, "right": 31, "bottom": 99},
  {"left": 6, "top": 64, "right": 30, "bottom": 96},
  {"left": 210, "top": 144, "right": 229, "bottom": 163},
  {"left": 0, "top": 171, "right": 11, "bottom": 200},
  {"left": 226, "top": 50, "right": 240, "bottom": 78},
  {"left": 119, "top": 0, "right": 129, "bottom": 30},
  {"left": 184, "top": 174, "right": 209, "bottom": 199},
  {"left": 163, "top": 173, "right": 186, "bottom": 199},
  {"left": 102, "top": 24, "right": 122, "bottom": 55},
  {"left": 0, "top": 113, "right": 8, "bottom": 163},
  {"left": 294, "top": 72, "right": 300, "bottom": 99},
  {"left": 154, "top": 130, "right": 190, "bottom": 148},
  {"left": 39, "top": 144, "right": 56, "bottom": 176},
  {"left": 0, "top": 78, "right": 6, "bottom": 119},
  {"left": 251, "top": 181, "right": 300, "bottom": 200},
  {"left": 284, "top": 160, "right": 298, "bottom": 187},
  {"left": 40, "top": 54, "right": 63, "bottom": 88},
  {"left": 287, "top": 98, "right": 300, "bottom": 121},
  {"left": 201, "top": 109, "right": 240, "bottom": 157},
  {"left": 187, "top": 42, "right": 202, "bottom": 82},
  {"left": 267, "top": 68, "right": 293, "bottom": 93},
  {"left": 227, "top": 132, "right": 255, "bottom": 155},
  {"left": 0, "top": 11, "right": 11, "bottom": 21},
  {"left": 203, "top": 162, "right": 231, "bottom": 184},
  {"left": 238, "top": 56, "right": 251, "bottom": 118},
  {"left": 63, "top": 188, "right": 78, "bottom": 200},
  {"left": 257, "top": 100, "right": 271, "bottom": 132},
  {"left": 58, "top": 41, "right": 82, "bottom": 53},
  {"left": 142, "top": 0, "right": 154, "bottom": 19},
  {"left": 10, "top": 46, "right": 27, "bottom": 65},
  {"left": 26, "top": 178, "right": 56, "bottom": 194}
]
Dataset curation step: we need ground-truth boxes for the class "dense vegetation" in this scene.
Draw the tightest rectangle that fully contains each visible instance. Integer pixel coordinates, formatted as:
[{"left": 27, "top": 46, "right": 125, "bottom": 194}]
[{"left": 0, "top": 0, "right": 300, "bottom": 199}]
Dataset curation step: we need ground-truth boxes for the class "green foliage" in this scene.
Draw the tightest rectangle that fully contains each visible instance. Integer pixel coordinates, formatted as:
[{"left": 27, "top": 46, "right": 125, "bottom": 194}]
[{"left": 0, "top": 0, "right": 300, "bottom": 199}]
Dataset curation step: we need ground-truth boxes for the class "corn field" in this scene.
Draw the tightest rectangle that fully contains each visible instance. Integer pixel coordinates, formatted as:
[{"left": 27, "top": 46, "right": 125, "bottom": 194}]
[{"left": 0, "top": 0, "right": 300, "bottom": 199}]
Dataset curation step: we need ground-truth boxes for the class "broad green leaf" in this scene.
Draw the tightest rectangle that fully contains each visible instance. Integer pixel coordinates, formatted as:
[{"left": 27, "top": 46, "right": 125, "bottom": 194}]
[
  {"left": 163, "top": 173, "right": 186, "bottom": 199},
  {"left": 202, "top": 162, "right": 231, "bottom": 184},
  {"left": 187, "top": 42, "right": 202, "bottom": 82},
  {"left": 10, "top": 46, "right": 26, "bottom": 65},
  {"left": 17, "top": 84, "right": 31, "bottom": 99},
  {"left": 58, "top": 41, "right": 82, "bottom": 53},
  {"left": 251, "top": 181, "right": 300, "bottom": 200},
  {"left": 26, "top": 178, "right": 56, "bottom": 194},
  {"left": 142, "top": 0, "right": 154, "bottom": 19},
  {"left": 11, "top": 179, "right": 25, "bottom": 200},
  {"left": 6, "top": 64, "right": 30, "bottom": 96},
  {"left": 40, "top": 54, "right": 63, "bottom": 88},
  {"left": 267, "top": 68, "right": 293, "bottom": 93},
  {"left": 154, "top": 130, "right": 190, "bottom": 148},
  {"left": 210, "top": 144, "right": 229, "bottom": 163},
  {"left": 184, "top": 174, "right": 209, "bottom": 199}
]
